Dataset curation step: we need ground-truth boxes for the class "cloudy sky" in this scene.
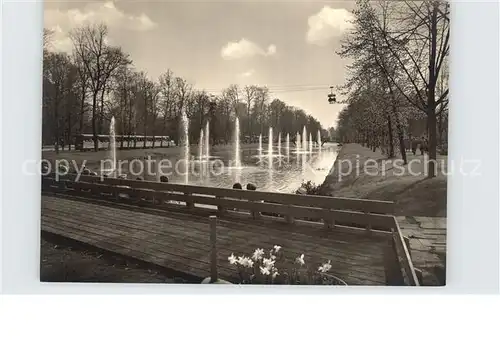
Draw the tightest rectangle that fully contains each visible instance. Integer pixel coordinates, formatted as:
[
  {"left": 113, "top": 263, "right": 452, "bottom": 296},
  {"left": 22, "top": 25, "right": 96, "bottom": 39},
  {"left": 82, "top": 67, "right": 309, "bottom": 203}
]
[{"left": 44, "top": 0, "right": 355, "bottom": 129}]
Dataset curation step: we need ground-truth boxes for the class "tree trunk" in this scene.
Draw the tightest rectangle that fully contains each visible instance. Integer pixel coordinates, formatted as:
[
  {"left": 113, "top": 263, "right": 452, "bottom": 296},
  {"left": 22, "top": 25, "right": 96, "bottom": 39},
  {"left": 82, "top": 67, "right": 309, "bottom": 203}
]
[
  {"left": 54, "top": 90, "right": 60, "bottom": 154},
  {"left": 437, "top": 111, "right": 444, "bottom": 147},
  {"left": 386, "top": 114, "right": 395, "bottom": 158},
  {"left": 99, "top": 84, "right": 106, "bottom": 135},
  {"left": 119, "top": 88, "right": 125, "bottom": 149},
  {"left": 397, "top": 127, "right": 407, "bottom": 164},
  {"left": 79, "top": 80, "right": 86, "bottom": 134},
  {"left": 427, "top": 3, "right": 439, "bottom": 178},
  {"left": 92, "top": 91, "right": 98, "bottom": 152},
  {"left": 143, "top": 95, "right": 148, "bottom": 149},
  {"left": 67, "top": 111, "right": 72, "bottom": 151}
]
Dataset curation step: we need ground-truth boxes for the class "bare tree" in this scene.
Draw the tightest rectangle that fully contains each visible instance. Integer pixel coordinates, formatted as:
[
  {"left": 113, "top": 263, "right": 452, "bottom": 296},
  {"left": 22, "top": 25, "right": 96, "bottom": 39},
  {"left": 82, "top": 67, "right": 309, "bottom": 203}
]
[
  {"left": 158, "top": 70, "right": 175, "bottom": 147},
  {"left": 376, "top": 0, "right": 449, "bottom": 176},
  {"left": 70, "top": 23, "right": 131, "bottom": 151},
  {"left": 44, "top": 52, "right": 73, "bottom": 153},
  {"left": 253, "top": 87, "right": 270, "bottom": 135},
  {"left": 243, "top": 85, "right": 257, "bottom": 136},
  {"left": 173, "top": 77, "right": 191, "bottom": 145}
]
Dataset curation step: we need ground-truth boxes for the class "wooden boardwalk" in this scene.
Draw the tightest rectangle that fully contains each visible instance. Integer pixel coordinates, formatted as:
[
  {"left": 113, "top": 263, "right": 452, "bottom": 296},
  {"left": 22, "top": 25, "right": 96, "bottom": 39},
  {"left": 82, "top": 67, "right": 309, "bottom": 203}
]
[
  {"left": 397, "top": 216, "right": 446, "bottom": 285},
  {"left": 41, "top": 194, "right": 390, "bottom": 285}
]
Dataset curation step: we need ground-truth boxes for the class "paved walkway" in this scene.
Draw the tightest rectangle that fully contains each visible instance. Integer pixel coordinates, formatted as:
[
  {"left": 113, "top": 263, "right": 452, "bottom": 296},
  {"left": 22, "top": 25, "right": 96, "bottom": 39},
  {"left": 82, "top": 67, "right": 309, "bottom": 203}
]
[{"left": 397, "top": 216, "right": 446, "bottom": 286}]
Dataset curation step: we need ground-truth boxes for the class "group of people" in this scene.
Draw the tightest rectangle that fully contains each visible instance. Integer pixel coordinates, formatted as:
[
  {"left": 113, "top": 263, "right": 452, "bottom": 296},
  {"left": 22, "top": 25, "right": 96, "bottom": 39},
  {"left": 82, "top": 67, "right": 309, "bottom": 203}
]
[
  {"left": 232, "top": 182, "right": 257, "bottom": 191},
  {"left": 408, "top": 137, "right": 429, "bottom": 156}
]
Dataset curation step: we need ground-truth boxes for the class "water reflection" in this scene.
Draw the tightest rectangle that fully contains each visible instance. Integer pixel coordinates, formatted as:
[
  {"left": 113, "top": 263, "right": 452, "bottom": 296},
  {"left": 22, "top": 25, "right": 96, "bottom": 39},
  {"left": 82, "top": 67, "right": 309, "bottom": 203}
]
[{"left": 121, "top": 143, "right": 337, "bottom": 194}]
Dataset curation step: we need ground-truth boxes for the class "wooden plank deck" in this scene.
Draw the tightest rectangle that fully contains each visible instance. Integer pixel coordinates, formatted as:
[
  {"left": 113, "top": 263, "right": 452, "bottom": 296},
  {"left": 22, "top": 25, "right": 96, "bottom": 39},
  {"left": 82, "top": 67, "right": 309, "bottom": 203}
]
[
  {"left": 397, "top": 216, "right": 446, "bottom": 285},
  {"left": 41, "top": 194, "right": 391, "bottom": 285}
]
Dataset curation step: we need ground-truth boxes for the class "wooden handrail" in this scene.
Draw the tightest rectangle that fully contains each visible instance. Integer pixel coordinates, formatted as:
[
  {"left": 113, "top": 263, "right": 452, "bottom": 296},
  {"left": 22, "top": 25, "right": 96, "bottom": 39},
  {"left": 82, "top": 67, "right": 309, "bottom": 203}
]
[
  {"left": 391, "top": 216, "right": 420, "bottom": 286},
  {"left": 50, "top": 173, "right": 396, "bottom": 214},
  {"left": 43, "top": 176, "right": 397, "bottom": 232}
]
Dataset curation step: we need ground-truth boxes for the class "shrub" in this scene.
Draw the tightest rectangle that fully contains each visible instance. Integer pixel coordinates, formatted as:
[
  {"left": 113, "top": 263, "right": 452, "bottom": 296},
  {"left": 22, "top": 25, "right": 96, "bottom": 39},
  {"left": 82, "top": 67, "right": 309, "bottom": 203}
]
[
  {"left": 227, "top": 245, "right": 347, "bottom": 285},
  {"left": 297, "top": 180, "right": 323, "bottom": 195}
]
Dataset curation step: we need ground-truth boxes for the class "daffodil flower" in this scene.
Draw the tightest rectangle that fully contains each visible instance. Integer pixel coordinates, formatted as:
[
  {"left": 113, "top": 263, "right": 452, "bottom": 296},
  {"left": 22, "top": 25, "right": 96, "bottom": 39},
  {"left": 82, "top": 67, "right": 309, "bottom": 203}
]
[
  {"left": 252, "top": 248, "right": 265, "bottom": 261},
  {"left": 318, "top": 260, "right": 332, "bottom": 273},
  {"left": 245, "top": 259, "right": 254, "bottom": 268},
  {"left": 228, "top": 253, "right": 237, "bottom": 265},
  {"left": 262, "top": 258, "right": 275, "bottom": 268},
  {"left": 295, "top": 254, "right": 305, "bottom": 266},
  {"left": 237, "top": 256, "right": 254, "bottom": 268},
  {"left": 273, "top": 245, "right": 282, "bottom": 253},
  {"left": 272, "top": 268, "right": 279, "bottom": 279},
  {"left": 260, "top": 266, "right": 271, "bottom": 275}
]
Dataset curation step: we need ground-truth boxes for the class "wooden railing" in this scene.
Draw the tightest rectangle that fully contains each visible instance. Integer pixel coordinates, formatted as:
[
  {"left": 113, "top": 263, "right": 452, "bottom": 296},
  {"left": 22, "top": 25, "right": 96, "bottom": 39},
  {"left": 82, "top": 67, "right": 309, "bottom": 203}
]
[{"left": 41, "top": 173, "right": 419, "bottom": 286}]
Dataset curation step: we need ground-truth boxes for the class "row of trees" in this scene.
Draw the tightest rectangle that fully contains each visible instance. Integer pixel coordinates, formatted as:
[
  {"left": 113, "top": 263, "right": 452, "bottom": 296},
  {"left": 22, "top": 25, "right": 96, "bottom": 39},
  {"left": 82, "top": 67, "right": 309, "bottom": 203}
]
[
  {"left": 43, "top": 24, "right": 325, "bottom": 153},
  {"left": 336, "top": 0, "right": 449, "bottom": 177}
]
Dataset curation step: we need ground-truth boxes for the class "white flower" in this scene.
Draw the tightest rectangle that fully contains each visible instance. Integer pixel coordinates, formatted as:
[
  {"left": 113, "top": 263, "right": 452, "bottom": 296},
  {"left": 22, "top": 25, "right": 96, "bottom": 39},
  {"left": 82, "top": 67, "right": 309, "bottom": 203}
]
[
  {"left": 270, "top": 254, "right": 276, "bottom": 260},
  {"left": 228, "top": 253, "right": 237, "bottom": 265},
  {"left": 273, "top": 245, "right": 282, "bottom": 253},
  {"left": 237, "top": 256, "right": 253, "bottom": 268},
  {"left": 260, "top": 266, "right": 271, "bottom": 275},
  {"left": 252, "top": 248, "right": 265, "bottom": 261},
  {"left": 318, "top": 260, "right": 332, "bottom": 273},
  {"left": 245, "top": 259, "right": 254, "bottom": 268},
  {"left": 295, "top": 254, "right": 305, "bottom": 266},
  {"left": 272, "top": 268, "right": 279, "bottom": 279},
  {"left": 262, "top": 258, "right": 275, "bottom": 268}
]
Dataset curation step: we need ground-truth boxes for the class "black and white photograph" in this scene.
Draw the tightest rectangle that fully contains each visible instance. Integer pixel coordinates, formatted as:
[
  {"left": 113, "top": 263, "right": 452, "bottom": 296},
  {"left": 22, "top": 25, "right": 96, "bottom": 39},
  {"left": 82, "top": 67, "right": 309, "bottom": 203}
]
[{"left": 39, "top": 0, "right": 449, "bottom": 286}]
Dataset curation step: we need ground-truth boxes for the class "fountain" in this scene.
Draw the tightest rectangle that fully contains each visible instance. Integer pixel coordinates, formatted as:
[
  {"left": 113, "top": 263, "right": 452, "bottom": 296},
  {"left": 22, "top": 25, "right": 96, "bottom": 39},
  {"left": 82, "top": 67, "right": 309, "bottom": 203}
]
[
  {"left": 181, "top": 110, "right": 190, "bottom": 184},
  {"left": 309, "top": 132, "right": 313, "bottom": 153},
  {"left": 278, "top": 132, "right": 282, "bottom": 156},
  {"left": 302, "top": 126, "right": 307, "bottom": 151},
  {"left": 286, "top": 133, "right": 290, "bottom": 157},
  {"left": 234, "top": 117, "right": 241, "bottom": 168},
  {"left": 277, "top": 132, "right": 282, "bottom": 166},
  {"left": 301, "top": 150, "right": 307, "bottom": 174},
  {"left": 296, "top": 132, "right": 301, "bottom": 153},
  {"left": 199, "top": 129, "right": 204, "bottom": 161},
  {"left": 205, "top": 121, "right": 210, "bottom": 161},
  {"left": 258, "top": 134, "right": 263, "bottom": 157},
  {"left": 268, "top": 127, "right": 273, "bottom": 169},
  {"left": 109, "top": 116, "right": 116, "bottom": 177},
  {"left": 317, "top": 130, "right": 322, "bottom": 153}
]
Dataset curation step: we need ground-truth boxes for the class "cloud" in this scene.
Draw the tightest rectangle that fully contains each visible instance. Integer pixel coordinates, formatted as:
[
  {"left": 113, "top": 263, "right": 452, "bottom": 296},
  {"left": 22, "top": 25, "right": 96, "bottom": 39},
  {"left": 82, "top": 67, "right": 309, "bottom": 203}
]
[
  {"left": 221, "top": 39, "right": 277, "bottom": 60},
  {"left": 306, "top": 6, "right": 354, "bottom": 46},
  {"left": 266, "top": 44, "right": 277, "bottom": 56},
  {"left": 239, "top": 69, "right": 256, "bottom": 78},
  {"left": 45, "top": 1, "right": 157, "bottom": 52}
]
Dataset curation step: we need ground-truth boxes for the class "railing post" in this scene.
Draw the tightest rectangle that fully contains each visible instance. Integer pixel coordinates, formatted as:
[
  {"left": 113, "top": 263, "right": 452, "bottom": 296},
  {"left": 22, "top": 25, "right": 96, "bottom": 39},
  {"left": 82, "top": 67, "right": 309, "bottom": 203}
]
[
  {"left": 323, "top": 209, "right": 334, "bottom": 230},
  {"left": 209, "top": 215, "right": 218, "bottom": 283},
  {"left": 365, "top": 210, "right": 371, "bottom": 233},
  {"left": 216, "top": 196, "right": 226, "bottom": 215},
  {"left": 251, "top": 200, "right": 262, "bottom": 219},
  {"left": 185, "top": 191, "right": 194, "bottom": 210},
  {"left": 58, "top": 179, "right": 67, "bottom": 192}
]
